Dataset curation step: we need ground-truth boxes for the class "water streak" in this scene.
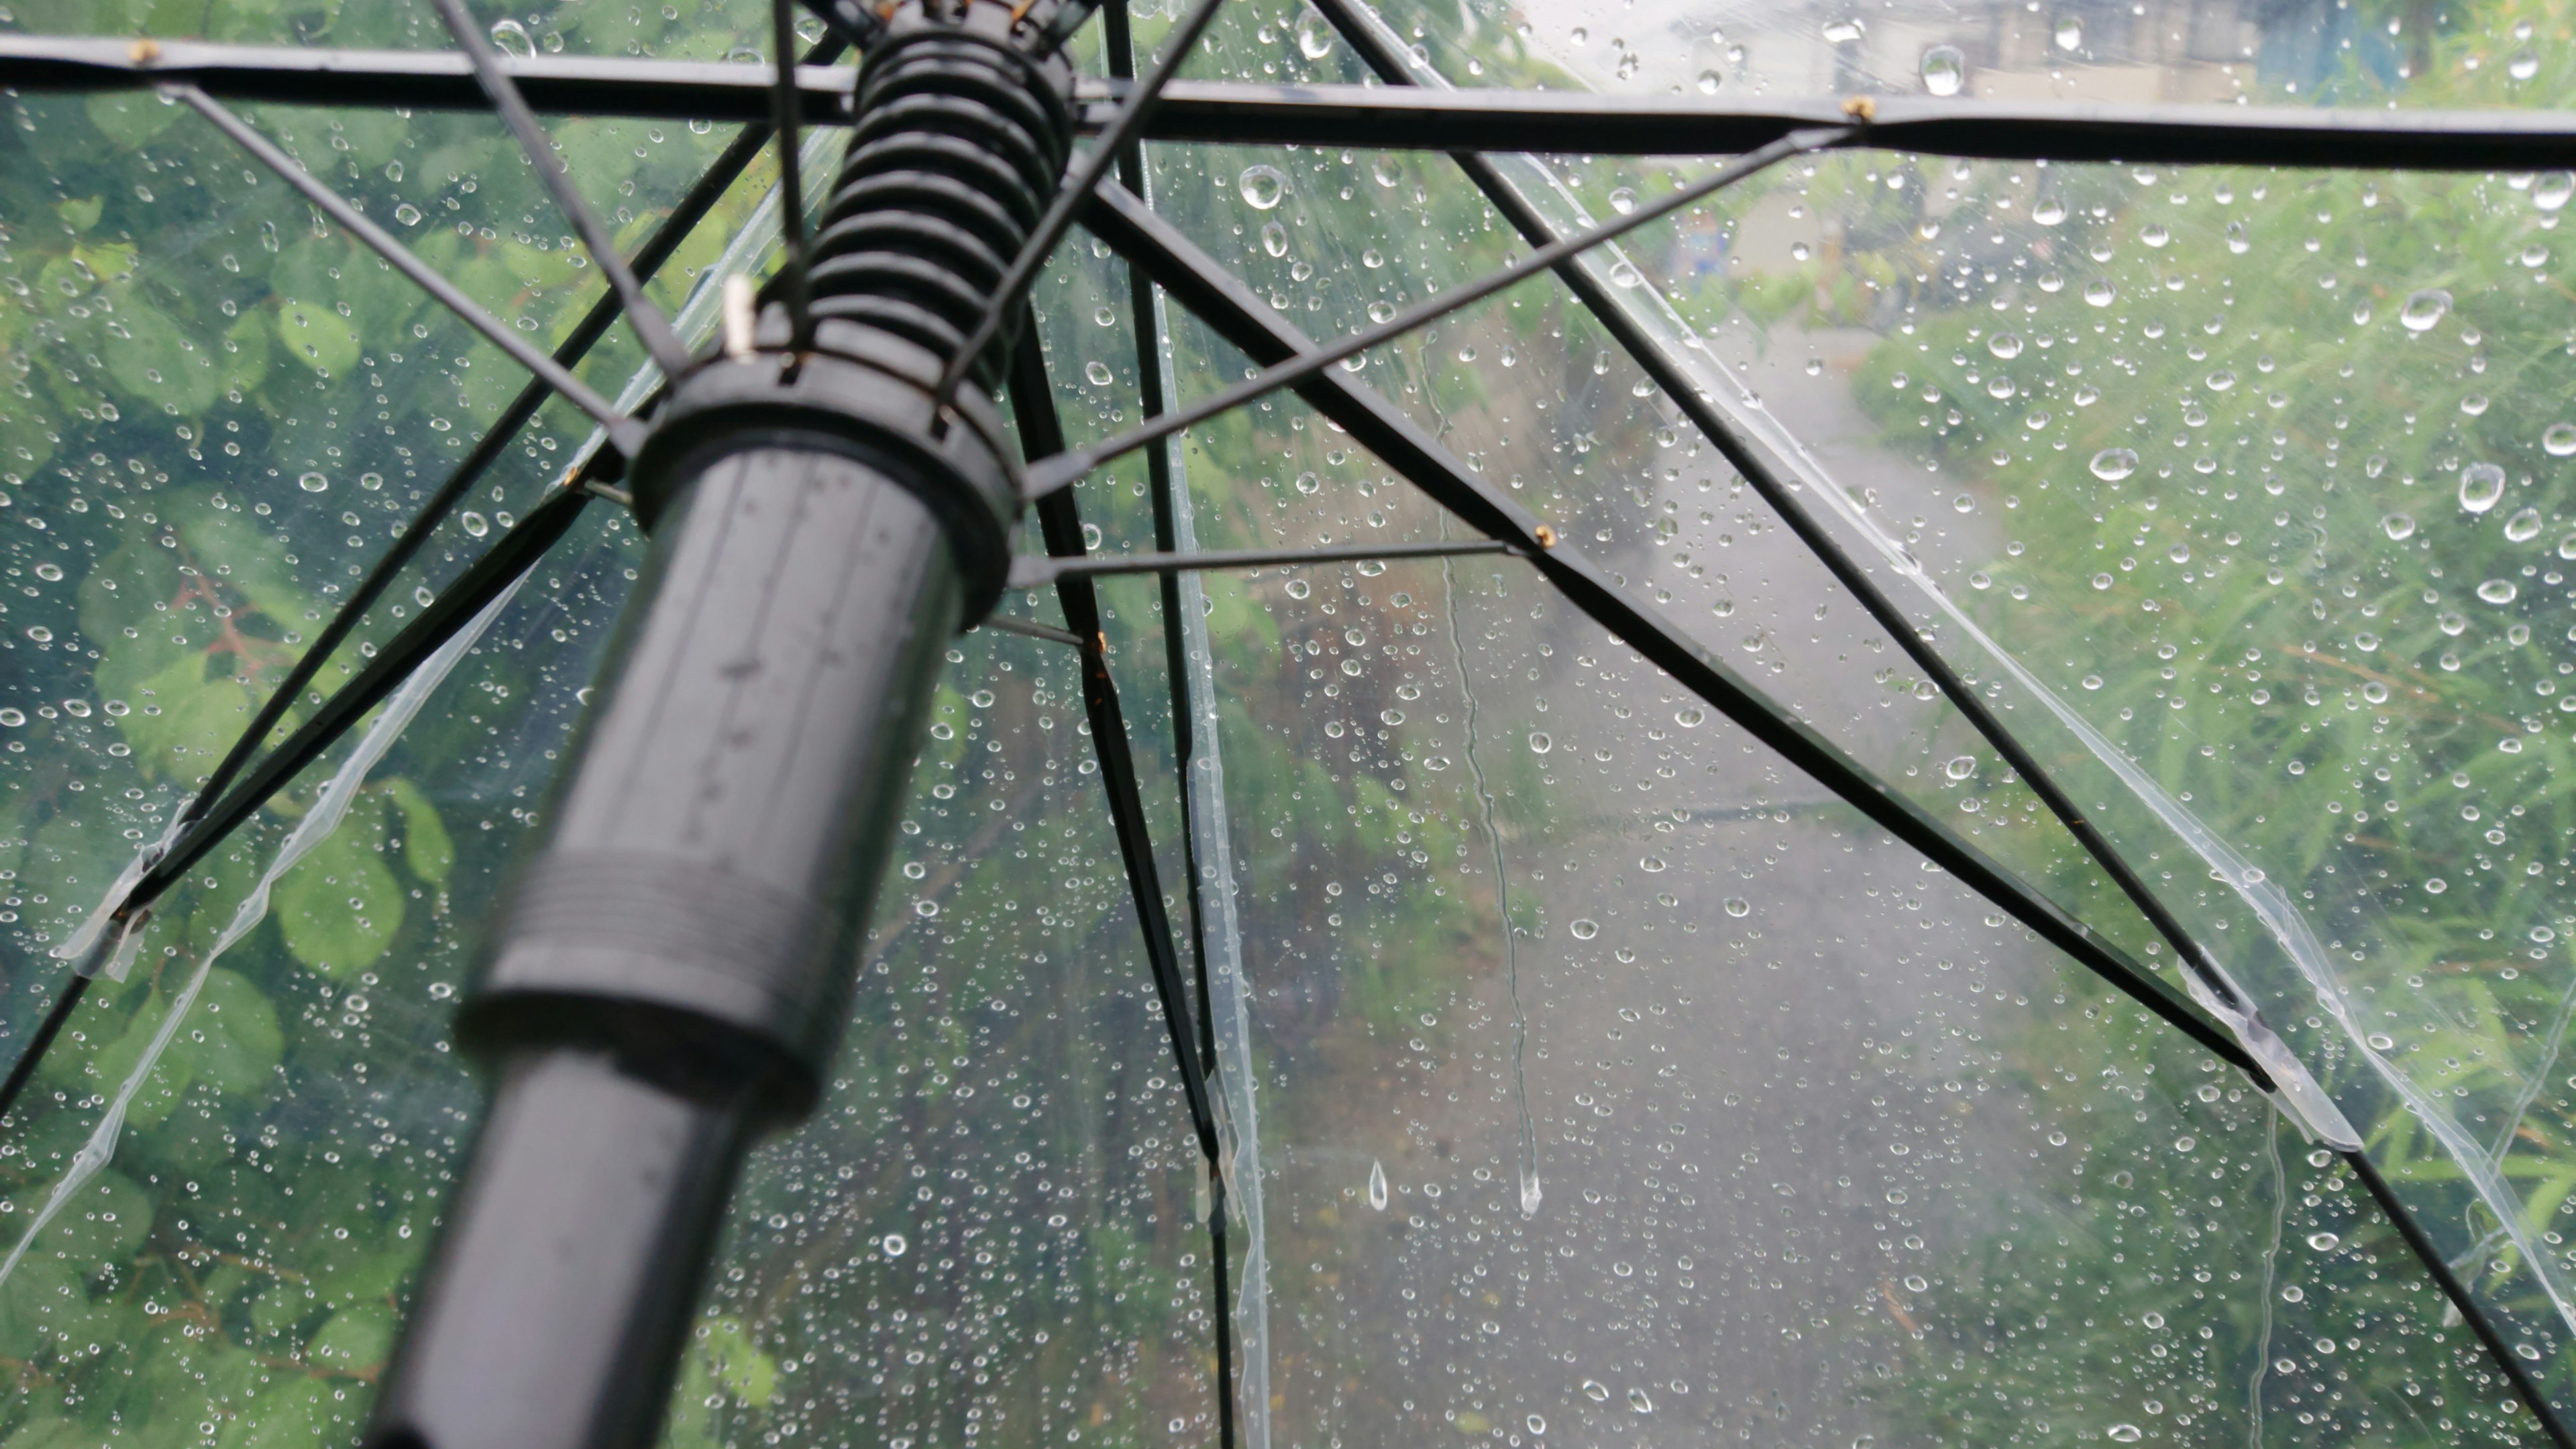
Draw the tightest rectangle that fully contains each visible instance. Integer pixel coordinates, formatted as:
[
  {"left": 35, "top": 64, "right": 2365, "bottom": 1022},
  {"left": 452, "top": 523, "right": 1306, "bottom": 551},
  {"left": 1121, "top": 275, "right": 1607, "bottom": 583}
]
[
  {"left": 0, "top": 582, "right": 519, "bottom": 1290},
  {"left": 2249, "top": 1107, "right": 2284, "bottom": 1448},
  {"left": 1438, "top": 528, "right": 1540, "bottom": 1218},
  {"left": 1157, "top": 270, "right": 1273, "bottom": 1449}
]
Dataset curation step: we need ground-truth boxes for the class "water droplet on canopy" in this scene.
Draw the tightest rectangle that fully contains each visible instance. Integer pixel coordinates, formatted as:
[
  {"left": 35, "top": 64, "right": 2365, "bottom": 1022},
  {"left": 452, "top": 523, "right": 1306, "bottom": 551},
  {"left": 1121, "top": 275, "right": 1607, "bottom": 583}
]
[
  {"left": 2090, "top": 448, "right": 2137, "bottom": 481},
  {"left": 1237, "top": 165, "right": 1287, "bottom": 210},
  {"left": 1919, "top": 44, "right": 1965, "bottom": 95},
  {"left": 2400, "top": 288, "right": 2452, "bottom": 332},
  {"left": 2382, "top": 513, "right": 2416, "bottom": 541},
  {"left": 2505, "top": 507, "right": 2543, "bottom": 543},
  {"left": 1366, "top": 1159, "right": 1388, "bottom": 1210},
  {"left": 2460, "top": 462, "right": 2508, "bottom": 513}
]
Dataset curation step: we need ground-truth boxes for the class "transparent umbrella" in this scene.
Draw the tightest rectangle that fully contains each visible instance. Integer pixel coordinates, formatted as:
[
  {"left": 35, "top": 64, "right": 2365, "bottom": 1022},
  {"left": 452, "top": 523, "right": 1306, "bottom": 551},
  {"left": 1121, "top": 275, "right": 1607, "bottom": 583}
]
[{"left": 0, "top": 0, "right": 2572, "bottom": 1444}]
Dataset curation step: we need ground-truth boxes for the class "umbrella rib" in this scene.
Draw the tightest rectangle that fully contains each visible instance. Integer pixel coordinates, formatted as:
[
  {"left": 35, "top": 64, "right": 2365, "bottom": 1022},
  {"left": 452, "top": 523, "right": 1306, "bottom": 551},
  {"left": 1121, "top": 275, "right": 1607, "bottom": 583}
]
[
  {"left": 2344, "top": 1148, "right": 2576, "bottom": 1449},
  {"left": 765, "top": 0, "right": 815, "bottom": 350},
  {"left": 1009, "top": 539, "right": 1521, "bottom": 587},
  {"left": 1079, "top": 176, "right": 2270, "bottom": 1088},
  {"left": 1023, "top": 124, "right": 1846, "bottom": 500},
  {"left": 928, "top": 0, "right": 1228, "bottom": 420},
  {"left": 1104, "top": 0, "right": 1217, "bottom": 1077},
  {"left": 1006, "top": 324, "right": 1237, "bottom": 1449},
  {"left": 426, "top": 0, "right": 696, "bottom": 382},
  {"left": 0, "top": 95, "right": 828, "bottom": 1124},
  {"left": 170, "top": 85, "right": 636, "bottom": 445}
]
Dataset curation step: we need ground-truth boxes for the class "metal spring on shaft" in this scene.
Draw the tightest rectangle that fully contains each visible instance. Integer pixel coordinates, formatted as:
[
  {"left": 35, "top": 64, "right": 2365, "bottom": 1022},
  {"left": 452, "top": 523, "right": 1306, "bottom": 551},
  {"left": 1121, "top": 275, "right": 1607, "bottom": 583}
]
[{"left": 808, "top": 13, "right": 1075, "bottom": 391}]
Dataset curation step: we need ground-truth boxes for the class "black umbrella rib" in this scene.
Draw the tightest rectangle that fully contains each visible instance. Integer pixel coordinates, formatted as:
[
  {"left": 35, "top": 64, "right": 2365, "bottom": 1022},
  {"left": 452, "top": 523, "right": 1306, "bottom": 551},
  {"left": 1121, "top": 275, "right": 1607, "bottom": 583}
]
[
  {"left": 2344, "top": 1148, "right": 2576, "bottom": 1448},
  {"left": 763, "top": 0, "right": 815, "bottom": 350},
  {"left": 928, "top": 0, "right": 1228, "bottom": 421},
  {"left": 172, "top": 86, "right": 635, "bottom": 445},
  {"left": 22, "top": 34, "right": 2576, "bottom": 168},
  {"left": 1004, "top": 327, "right": 1238, "bottom": 1449},
  {"left": 1079, "top": 179, "right": 2267, "bottom": 1088},
  {"left": 1024, "top": 124, "right": 1843, "bottom": 498},
  {"left": 1103, "top": 0, "right": 1219, "bottom": 1079},
  {"left": 1010, "top": 539, "right": 1520, "bottom": 587},
  {"left": 1302, "top": 0, "right": 2260, "bottom": 1024},
  {"left": 427, "top": 0, "right": 694, "bottom": 381},
  {"left": 1004, "top": 318, "right": 1222, "bottom": 1164}
]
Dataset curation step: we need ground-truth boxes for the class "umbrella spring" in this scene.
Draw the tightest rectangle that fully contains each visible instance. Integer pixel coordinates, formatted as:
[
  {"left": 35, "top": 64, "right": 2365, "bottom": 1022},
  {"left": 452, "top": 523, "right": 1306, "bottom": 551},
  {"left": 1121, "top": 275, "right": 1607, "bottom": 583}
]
[{"left": 809, "top": 16, "right": 1075, "bottom": 391}]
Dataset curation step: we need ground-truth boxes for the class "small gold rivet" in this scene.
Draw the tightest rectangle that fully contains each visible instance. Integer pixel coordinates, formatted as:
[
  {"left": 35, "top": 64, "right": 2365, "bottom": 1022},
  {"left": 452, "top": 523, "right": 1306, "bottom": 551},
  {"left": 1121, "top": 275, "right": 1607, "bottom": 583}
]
[
  {"left": 1533, "top": 524, "right": 1558, "bottom": 549},
  {"left": 131, "top": 37, "right": 162, "bottom": 64},
  {"left": 1841, "top": 95, "right": 1876, "bottom": 121}
]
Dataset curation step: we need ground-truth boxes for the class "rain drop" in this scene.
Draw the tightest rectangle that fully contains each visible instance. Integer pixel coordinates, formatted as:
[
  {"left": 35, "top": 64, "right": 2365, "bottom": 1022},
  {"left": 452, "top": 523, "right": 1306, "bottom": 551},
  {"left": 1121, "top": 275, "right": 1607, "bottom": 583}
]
[
  {"left": 1724, "top": 897, "right": 1750, "bottom": 918},
  {"left": 2546, "top": 422, "right": 2576, "bottom": 455},
  {"left": 1626, "top": 1387, "right": 1654, "bottom": 1415},
  {"left": 1945, "top": 756, "right": 1976, "bottom": 780},
  {"left": 2032, "top": 196, "right": 2068, "bottom": 226},
  {"left": 1674, "top": 706, "right": 1705, "bottom": 727},
  {"left": 2400, "top": 288, "right": 2452, "bottom": 332},
  {"left": 2460, "top": 462, "right": 2508, "bottom": 513},
  {"left": 2506, "top": 506, "right": 2544, "bottom": 543},
  {"left": 2226, "top": 220, "right": 2250, "bottom": 254},
  {"left": 2084, "top": 278, "right": 2117, "bottom": 307},
  {"left": 1262, "top": 221, "right": 1288, "bottom": 257},
  {"left": 394, "top": 203, "right": 423, "bottom": 227},
  {"left": 2106, "top": 1427, "right": 2143, "bottom": 1444},
  {"left": 1527, "top": 1416, "right": 1547, "bottom": 1437},
  {"left": 1237, "top": 165, "right": 1287, "bottom": 210},
  {"left": 1296, "top": 12, "right": 1334, "bottom": 58},
  {"left": 1570, "top": 918, "right": 1600, "bottom": 940},
  {"left": 2512, "top": 51, "right": 2541, "bottom": 80},
  {"left": 1608, "top": 187, "right": 1638, "bottom": 215},
  {"left": 1919, "top": 44, "right": 1965, "bottom": 95},
  {"left": 298, "top": 472, "right": 329, "bottom": 492},
  {"left": 461, "top": 511, "right": 490, "bottom": 538},
  {"left": 2308, "top": 1232, "right": 2340, "bottom": 1252},
  {"left": 881, "top": 1232, "right": 907, "bottom": 1257},
  {"left": 1085, "top": 360, "right": 1114, "bottom": 387},
  {"left": 2540, "top": 173, "right": 2575, "bottom": 212},
  {"left": 2090, "top": 448, "right": 2138, "bottom": 481},
  {"left": 1581, "top": 1381, "right": 1609, "bottom": 1403},
  {"left": 2479, "top": 578, "right": 2520, "bottom": 604},
  {"left": 2055, "top": 15, "right": 2082, "bottom": 47},
  {"left": 1367, "top": 1159, "right": 1389, "bottom": 1210},
  {"left": 1696, "top": 70, "right": 1723, "bottom": 93},
  {"left": 1283, "top": 578, "right": 1312, "bottom": 600},
  {"left": 489, "top": 18, "right": 535, "bottom": 57},
  {"left": 1987, "top": 332, "right": 2023, "bottom": 360},
  {"left": 1527, "top": 731, "right": 1552, "bottom": 754},
  {"left": 2382, "top": 513, "right": 2416, "bottom": 541}
]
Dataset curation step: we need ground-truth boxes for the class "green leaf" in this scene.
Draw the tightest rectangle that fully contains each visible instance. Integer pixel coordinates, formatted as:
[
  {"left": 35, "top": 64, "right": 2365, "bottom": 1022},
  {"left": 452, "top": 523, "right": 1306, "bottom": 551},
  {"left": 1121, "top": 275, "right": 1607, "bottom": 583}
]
[
  {"left": 274, "top": 798, "right": 404, "bottom": 977},
  {"left": 275, "top": 298, "right": 358, "bottom": 376},
  {"left": 381, "top": 778, "right": 455, "bottom": 884},
  {"left": 703, "top": 1315, "right": 779, "bottom": 1407},
  {"left": 218, "top": 1377, "right": 340, "bottom": 1449},
  {"left": 305, "top": 1301, "right": 396, "bottom": 1377},
  {"left": 103, "top": 290, "right": 221, "bottom": 417},
  {"left": 85, "top": 91, "right": 180, "bottom": 150},
  {"left": 52, "top": 196, "right": 101, "bottom": 234},
  {"left": 168, "top": 967, "right": 284, "bottom": 1095},
  {"left": 0, "top": 1169, "right": 152, "bottom": 1264},
  {"left": 0, "top": 1260, "right": 86, "bottom": 1360}
]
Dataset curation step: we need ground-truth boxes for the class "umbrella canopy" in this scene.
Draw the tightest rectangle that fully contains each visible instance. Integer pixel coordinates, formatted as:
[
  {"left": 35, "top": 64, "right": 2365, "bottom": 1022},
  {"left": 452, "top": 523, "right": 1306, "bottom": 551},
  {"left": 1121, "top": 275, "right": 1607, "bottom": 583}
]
[{"left": 0, "top": 0, "right": 2573, "bottom": 1444}]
